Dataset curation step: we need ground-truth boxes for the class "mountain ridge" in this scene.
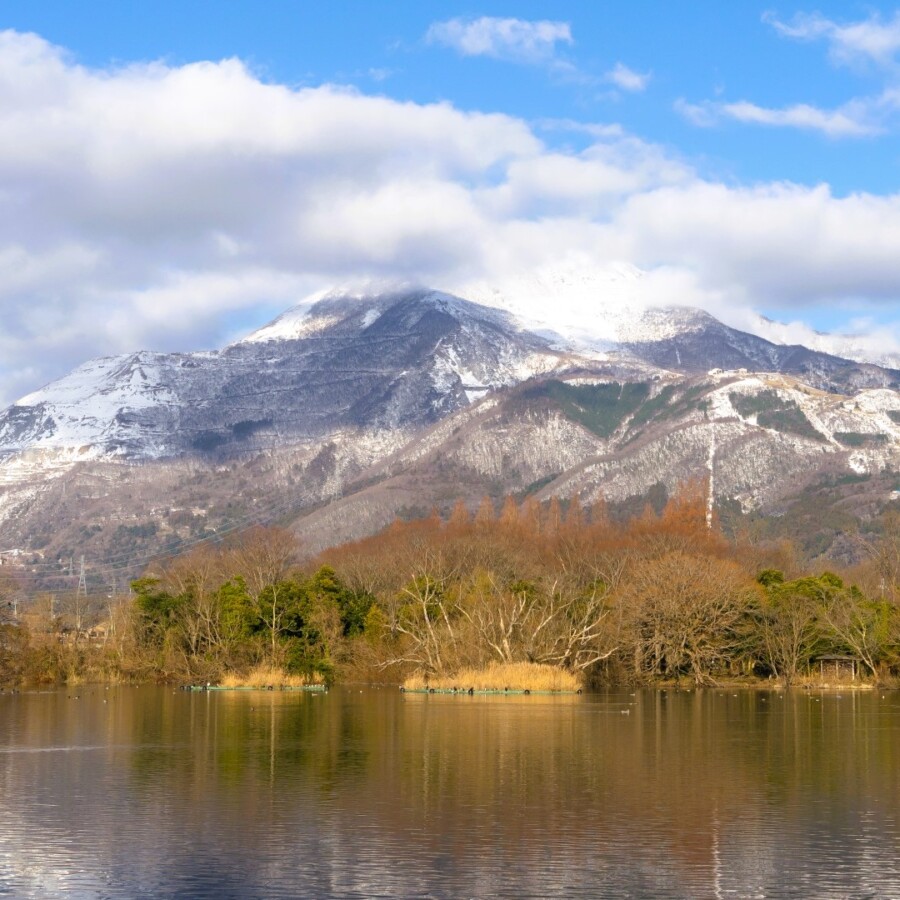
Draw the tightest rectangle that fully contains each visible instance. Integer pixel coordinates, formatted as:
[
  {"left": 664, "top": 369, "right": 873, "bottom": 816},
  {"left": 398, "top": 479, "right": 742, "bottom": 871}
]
[
  {"left": 0, "top": 284, "right": 898, "bottom": 588},
  {"left": 4, "top": 285, "right": 897, "bottom": 463}
]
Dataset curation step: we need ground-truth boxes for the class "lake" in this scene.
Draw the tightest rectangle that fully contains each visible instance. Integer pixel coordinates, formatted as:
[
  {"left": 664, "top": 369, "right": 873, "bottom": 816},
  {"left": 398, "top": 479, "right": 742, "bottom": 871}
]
[{"left": 1, "top": 685, "right": 899, "bottom": 898}]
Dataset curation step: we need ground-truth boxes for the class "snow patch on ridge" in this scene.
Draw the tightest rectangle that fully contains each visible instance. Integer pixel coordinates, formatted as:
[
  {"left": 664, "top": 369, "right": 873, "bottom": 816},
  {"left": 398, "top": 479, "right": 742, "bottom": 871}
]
[
  {"left": 451, "top": 260, "right": 648, "bottom": 349},
  {"left": 361, "top": 308, "right": 381, "bottom": 328}
]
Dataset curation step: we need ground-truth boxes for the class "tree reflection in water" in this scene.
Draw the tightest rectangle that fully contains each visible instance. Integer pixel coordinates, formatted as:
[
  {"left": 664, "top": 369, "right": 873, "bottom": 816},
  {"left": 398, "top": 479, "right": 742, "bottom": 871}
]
[{"left": 1, "top": 685, "right": 899, "bottom": 898}]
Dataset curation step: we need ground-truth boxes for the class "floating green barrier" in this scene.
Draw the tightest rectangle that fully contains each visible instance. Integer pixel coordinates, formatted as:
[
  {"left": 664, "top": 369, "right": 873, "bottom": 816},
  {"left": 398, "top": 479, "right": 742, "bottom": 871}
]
[{"left": 400, "top": 687, "right": 581, "bottom": 696}]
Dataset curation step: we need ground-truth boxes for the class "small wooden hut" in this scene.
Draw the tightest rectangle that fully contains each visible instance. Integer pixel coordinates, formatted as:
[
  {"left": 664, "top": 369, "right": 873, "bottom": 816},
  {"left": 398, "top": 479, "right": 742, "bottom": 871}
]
[{"left": 815, "top": 655, "right": 859, "bottom": 681}]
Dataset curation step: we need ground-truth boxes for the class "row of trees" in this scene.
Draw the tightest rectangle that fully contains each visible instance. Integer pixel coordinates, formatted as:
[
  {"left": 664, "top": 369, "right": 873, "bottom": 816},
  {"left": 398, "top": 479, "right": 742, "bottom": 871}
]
[
  {"left": 130, "top": 527, "right": 371, "bottom": 681},
  {"left": 2, "top": 485, "right": 899, "bottom": 686},
  {"left": 324, "top": 489, "right": 900, "bottom": 686}
]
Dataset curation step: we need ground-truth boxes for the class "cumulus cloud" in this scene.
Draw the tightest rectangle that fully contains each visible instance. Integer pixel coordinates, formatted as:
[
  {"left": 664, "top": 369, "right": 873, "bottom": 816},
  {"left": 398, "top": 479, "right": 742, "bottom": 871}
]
[
  {"left": 615, "top": 181, "right": 900, "bottom": 304},
  {"left": 1, "top": 30, "right": 900, "bottom": 404},
  {"left": 681, "top": 10, "right": 900, "bottom": 139},
  {"left": 605, "top": 62, "right": 651, "bottom": 92},
  {"left": 765, "top": 10, "right": 900, "bottom": 69},
  {"left": 675, "top": 97, "right": 879, "bottom": 137},
  {"left": 0, "top": 30, "right": 540, "bottom": 401},
  {"left": 425, "top": 16, "right": 573, "bottom": 65}
]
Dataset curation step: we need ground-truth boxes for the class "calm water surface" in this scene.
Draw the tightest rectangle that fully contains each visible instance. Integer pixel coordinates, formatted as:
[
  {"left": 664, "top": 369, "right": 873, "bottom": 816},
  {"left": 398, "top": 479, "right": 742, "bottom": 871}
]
[{"left": 1, "top": 685, "right": 900, "bottom": 898}]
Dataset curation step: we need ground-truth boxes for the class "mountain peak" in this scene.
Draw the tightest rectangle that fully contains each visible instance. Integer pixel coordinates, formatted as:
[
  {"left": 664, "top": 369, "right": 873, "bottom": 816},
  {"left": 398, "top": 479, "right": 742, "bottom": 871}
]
[
  {"left": 0, "top": 283, "right": 573, "bottom": 461},
  {"left": 238, "top": 284, "right": 528, "bottom": 345}
]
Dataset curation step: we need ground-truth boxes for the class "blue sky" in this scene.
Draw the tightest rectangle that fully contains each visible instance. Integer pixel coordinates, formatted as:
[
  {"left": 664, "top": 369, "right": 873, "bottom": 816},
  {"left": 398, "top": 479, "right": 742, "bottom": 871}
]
[
  {"left": 5, "top": 0, "right": 893, "bottom": 191},
  {"left": 0, "top": 2, "right": 900, "bottom": 401}
]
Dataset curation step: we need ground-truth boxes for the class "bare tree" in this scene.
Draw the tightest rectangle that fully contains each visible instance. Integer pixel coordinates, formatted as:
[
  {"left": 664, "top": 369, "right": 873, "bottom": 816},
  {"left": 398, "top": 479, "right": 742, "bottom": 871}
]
[
  {"left": 157, "top": 543, "right": 235, "bottom": 663},
  {"left": 622, "top": 552, "right": 760, "bottom": 685},
  {"left": 381, "top": 544, "right": 465, "bottom": 674},
  {"left": 857, "top": 511, "right": 900, "bottom": 605},
  {"left": 459, "top": 574, "right": 620, "bottom": 671}
]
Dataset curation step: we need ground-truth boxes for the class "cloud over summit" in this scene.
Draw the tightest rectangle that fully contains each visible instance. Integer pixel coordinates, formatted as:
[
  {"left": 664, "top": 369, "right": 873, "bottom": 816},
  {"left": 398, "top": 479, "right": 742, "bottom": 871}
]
[{"left": 1, "top": 30, "right": 900, "bottom": 404}]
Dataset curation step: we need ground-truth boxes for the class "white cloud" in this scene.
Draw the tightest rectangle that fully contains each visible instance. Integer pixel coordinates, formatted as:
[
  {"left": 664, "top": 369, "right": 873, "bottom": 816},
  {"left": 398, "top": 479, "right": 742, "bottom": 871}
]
[
  {"left": 676, "top": 97, "right": 879, "bottom": 137},
  {"left": 425, "top": 17, "right": 573, "bottom": 65},
  {"left": 479, "top": 139, "right": 691, "bottom": 218},
  {"left": 1, "top": 31, "right": 900, "bottom": 404},
  {"left": 673, "top": 98, "right": 717, "bottom": 128},
  {"left": 680, "top": 11, "right": 900, "bottom": 140},
  {"left": 605, "top": 62, "right": 651, "bottom": 93},
  {"left": 535, "top": 118, "right": 626, "bottom": 140},
  {"left": 765, "top": 10, "right": 900, "bottom": 69},
  {"left": 721, "top": 100, "right": 876, "bottom": 136},
  {"left": 615, "top": 181, "right": 900, "bottom": 304},
  {"left": 745, "top": 312, "right": 900, "bottom": 367}
]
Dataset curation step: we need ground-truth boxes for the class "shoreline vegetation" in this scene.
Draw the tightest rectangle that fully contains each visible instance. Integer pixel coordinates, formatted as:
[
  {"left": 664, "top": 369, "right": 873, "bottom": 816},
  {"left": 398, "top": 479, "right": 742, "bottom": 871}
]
[{"left": 2, "top": 482, "right": 899, "bottom": 692}]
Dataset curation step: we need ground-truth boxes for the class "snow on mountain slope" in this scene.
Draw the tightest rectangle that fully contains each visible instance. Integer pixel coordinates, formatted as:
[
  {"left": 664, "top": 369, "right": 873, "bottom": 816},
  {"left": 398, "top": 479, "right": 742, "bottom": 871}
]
[
  {"left": 1, "top": 276, "right": 897, "bottom": 478},
  {"left": 0, "top": 351, "right": 196, "bottom": 458},
  {"left": 242, "top": 284, "right": 542, "bottom": 347},
  {"left": 453, "top": 260, "right": 900, "bottom": 370},
  {"left": 0, "top": 287, "right": 576, "bottom": 461},
  {"left": 292, "top": 367, "right": 900, "bottom": 552},
  {"left": 450, "top": 260, "right": 651, "bottom": 348}
]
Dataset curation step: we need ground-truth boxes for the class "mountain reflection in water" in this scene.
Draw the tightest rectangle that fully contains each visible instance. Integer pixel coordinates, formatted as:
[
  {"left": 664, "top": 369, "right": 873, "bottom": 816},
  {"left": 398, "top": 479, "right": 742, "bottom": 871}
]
[{"left": 1, "top": 685, "right": 899, "bottom": 898}]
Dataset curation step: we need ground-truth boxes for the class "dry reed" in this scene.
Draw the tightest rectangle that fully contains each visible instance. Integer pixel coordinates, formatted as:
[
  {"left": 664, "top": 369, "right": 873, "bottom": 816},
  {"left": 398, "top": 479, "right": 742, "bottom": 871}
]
[
  {"left": 219, "top": 666, "right": 325, "bottom": 688},
  {"left": 403, "top": 661, "right": 582, "bottom": 692}
]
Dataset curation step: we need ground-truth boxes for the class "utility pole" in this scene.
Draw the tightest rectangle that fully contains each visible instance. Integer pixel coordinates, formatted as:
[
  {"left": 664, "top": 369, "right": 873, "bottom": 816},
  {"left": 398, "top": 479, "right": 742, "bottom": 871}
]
[
  {"left": 706, "top": 422, "right": 716, "bottom": 529},
  {"left": 108, "top": 576, "right": 118, "bottom": 640},
  {"left": 77, "top": 555, "right": 87, "bottom": 596}
]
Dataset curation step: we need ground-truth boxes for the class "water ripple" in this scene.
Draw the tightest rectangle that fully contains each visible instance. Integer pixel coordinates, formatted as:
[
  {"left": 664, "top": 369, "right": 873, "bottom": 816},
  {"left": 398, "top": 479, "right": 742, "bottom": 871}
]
[{"left": 1, "top": 687, "right": 899, "bottom": 898}]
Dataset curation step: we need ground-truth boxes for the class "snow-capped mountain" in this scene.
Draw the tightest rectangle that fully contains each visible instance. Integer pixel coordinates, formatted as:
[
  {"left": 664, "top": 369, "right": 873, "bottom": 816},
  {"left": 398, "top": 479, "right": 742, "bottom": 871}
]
[
  {"left": 453, "top": 264, "right": 899, "bottom": 393},
  {"left": 452, "top": 261, "right": 900, "bottom": 370},
  {"left": 296, "top": 368, "right": 900, "bottom": 554},
  {"left": 3, "top": 280, "right": 896, "bottom": 465},
  {"left": 619, "top": 307, "right": 899, "bottom": 394},
  {"left": 0, "top": 287, "right": 573, "bottom": 461},
  {"left": 0, "top": 282, "right": 898, "bottom": 585},
  {"left": 452, "top": 261, "right": 651, "bottom": 348}
]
